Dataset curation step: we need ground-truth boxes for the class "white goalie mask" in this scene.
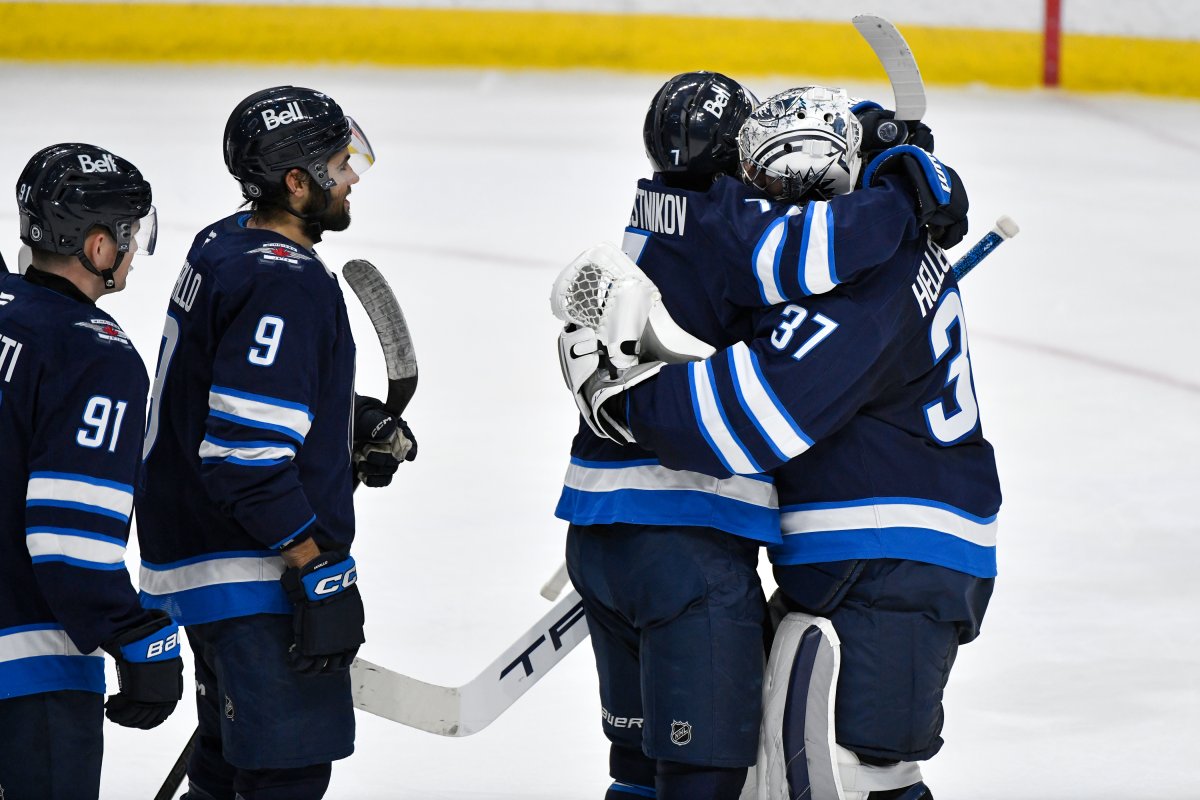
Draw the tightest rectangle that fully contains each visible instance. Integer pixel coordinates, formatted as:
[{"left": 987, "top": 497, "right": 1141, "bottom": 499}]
[{"left": 738, "top": 86, "right": 864, "bottom": 202}]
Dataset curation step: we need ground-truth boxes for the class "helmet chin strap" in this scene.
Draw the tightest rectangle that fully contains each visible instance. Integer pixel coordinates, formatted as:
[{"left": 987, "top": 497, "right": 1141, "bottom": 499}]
[{"left": 77, "top": 248, "right": 126, "bottom": 290}]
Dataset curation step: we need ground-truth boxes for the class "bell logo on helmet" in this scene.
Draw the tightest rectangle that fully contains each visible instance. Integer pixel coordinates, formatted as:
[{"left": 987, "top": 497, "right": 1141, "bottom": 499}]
[
  {"left": 262, "top": 101, "right": 306, "bottom": 131},
  {"left": 701, "top": 84, "right": 731, "bottom": 118},
  {"left": 77, "top": 153, "right": 119, "bottom": 174}
]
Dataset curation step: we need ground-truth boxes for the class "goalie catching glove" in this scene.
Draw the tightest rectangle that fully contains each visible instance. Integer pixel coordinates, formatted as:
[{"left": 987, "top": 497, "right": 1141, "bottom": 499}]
[
  {"left": 558, "top": 324, "right": 663, "bottom": 445},
  {"left": 862, "top": 145, "right": 969, "bottom": 249}
]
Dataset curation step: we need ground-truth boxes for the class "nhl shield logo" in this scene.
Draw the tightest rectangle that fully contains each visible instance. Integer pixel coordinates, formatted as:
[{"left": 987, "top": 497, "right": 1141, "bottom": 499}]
[{"left": 670, "top": 720, "right": 692, "bottom": 746}]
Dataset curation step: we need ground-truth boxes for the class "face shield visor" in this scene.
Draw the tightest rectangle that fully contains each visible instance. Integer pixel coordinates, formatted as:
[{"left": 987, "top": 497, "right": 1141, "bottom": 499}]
[
  {"left": 323, "top": 117, "right": 375, "bottom": 188},
  {"left": 127, "top": 205, "right": 158, "bottom": 256}
]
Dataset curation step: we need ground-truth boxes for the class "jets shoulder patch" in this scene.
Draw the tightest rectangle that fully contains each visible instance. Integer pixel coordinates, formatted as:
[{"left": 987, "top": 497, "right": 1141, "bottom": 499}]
[
  {"left": 247, "top": 242, "right": 312, "bottom": 269},
  {"left": 75, "top": 318, "right": 133, "bottom": 349}
]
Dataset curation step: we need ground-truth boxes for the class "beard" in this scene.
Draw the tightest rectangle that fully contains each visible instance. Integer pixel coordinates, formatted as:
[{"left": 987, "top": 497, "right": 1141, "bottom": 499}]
[{"left": 302, "top": 188, "right": 351, "bottom": 232}]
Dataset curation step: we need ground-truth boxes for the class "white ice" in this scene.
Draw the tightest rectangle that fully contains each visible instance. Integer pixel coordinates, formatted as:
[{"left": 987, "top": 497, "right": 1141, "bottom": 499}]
[{"left": 2, "top": 64, "right": 1197, "bottom": 798}]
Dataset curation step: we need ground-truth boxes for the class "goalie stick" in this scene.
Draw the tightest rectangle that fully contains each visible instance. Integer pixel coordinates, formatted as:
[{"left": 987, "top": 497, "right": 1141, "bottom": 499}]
[
  {"left": 351, "top": 589, "right": 589, "bottom": 736},
  {"left": 155, "top": 259, "right": 418, "bottom": 799}
]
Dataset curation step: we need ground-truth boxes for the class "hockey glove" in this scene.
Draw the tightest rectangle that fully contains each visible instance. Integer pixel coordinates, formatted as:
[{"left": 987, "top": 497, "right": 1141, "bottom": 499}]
[
  {"left": 281, "top": 552, "right": 365, "bottom": 675},
  {"left": 579, "top": 360, "right": 664, "bottom": 445},
  {"left": 353, "top": 394, "right": 416, "bottom": 488},
  {"left": 852, "top": 101, "right": 935, "bottom": 168},
  {"left": 862, "top": 145, "right": 969, "bottom": 249},
  {"left": 102, "top": 610, "right": 184, "bottom": 730}
]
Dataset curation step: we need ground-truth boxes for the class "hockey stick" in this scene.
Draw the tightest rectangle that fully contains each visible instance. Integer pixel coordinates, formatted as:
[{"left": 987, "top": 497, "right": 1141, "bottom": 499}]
[
  {"left": 853, "top": 15, "right": 926, "bottom": 123},
  {"left": 540, "top": 561, "right": 571, "bottom": 601},
  {"left": 152, "top": 729, "right": 197, "bottom": 800},
  {"left": 952, "top": 216, "right": 1020, "bottom": 280},
  {"left": 154, "top": 260, "right": 418, "bottom": 799},
  {"left": 342, "top": 259, "right": 418, "bottom": 416},
  {"left": 351, "top": 589, "right": 589, "bottom": 736}
]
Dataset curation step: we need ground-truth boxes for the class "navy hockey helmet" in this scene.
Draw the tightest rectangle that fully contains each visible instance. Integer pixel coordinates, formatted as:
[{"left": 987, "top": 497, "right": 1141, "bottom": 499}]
[
  {"left": 223, "top": 85, "right": 375, "bottom": 202},
  {"left": 16, "top": 143, "right": 157, "bottom": 288},
  {"left": 643, "top": 71, "right": 756, "bottom": 182}
]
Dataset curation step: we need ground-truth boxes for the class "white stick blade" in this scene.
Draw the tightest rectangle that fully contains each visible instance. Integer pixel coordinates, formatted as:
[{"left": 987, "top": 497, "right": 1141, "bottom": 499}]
[
  {"left": 352, "top": 658, "right": 464, "bottom": 735},
  {"left": 853, "top": 15, "right": 927, "bottom": 122}
]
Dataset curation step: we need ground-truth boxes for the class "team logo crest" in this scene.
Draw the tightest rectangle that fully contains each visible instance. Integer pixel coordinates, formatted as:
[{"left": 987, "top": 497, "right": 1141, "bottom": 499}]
[
  {"left": 224, "top": 694, "right": 235, "bottom": 721},
  {"left": 75, "top": 319, "right": 132, "bottom": 348},
  {"left": 670, "top": 720, "right": 692, "bottom": 746},
  {"left": 247, "top": 242, "right": 311, "bottom": 268}
]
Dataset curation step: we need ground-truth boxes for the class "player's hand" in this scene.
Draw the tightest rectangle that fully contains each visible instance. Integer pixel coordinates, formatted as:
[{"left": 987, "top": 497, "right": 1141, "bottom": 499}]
[
  {"left": 353, "top": 395, "right": 416, "bottom": 488},
  {"left": 853, "top": 102, "right": 935, "bottom": 168},
  {"left": 862, "top": 146, "right": 969, "bottom": 249},
  {"left": 280, "top": 552, "right": 365, "bottom": 675},
  {"left": 103, "top": 610, "right": 184, "bottom": 730}
]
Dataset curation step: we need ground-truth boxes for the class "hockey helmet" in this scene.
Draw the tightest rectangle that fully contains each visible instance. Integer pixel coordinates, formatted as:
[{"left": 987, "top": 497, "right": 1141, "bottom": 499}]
[
  {"left": 643, "top": 71, "right": 756, "bottom": 183},
  {"left": 223, "top": 85, "right": 375, "bottom": 201},
  {"left": 739, "top": 86, "right": 864, "bottom": 202},
  {"left": 16, "top": 143, "right": 157, "bottom": 286}
]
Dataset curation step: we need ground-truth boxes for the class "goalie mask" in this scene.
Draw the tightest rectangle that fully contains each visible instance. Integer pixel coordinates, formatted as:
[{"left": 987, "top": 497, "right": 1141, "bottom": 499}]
[
  {"left": 643, "top": 71, "right": 756, "bottom": 187},
  {"left": 738, "top": 86, "right": 863, "bottom": 202}
]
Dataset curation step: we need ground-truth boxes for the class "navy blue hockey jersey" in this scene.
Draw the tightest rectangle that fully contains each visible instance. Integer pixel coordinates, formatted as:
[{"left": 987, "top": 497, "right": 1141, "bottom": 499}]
[
  {"left": 0, "top": 270, "right": 150, "bottom": 699},
  {"left": 624, "top": 235, "right": 1002, "bottom": 577},
  {"left": 555, "top": 173, "right": 924, "bottom": 544},
  {"left": 137, "top": 214, "right": 357, "bottom": 626}
]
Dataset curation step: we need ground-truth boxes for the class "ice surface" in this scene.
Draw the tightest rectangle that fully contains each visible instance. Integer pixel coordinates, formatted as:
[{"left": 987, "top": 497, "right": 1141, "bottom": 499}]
[{"left": 2, "top": 64, "right": 1196, "bottom": 798}]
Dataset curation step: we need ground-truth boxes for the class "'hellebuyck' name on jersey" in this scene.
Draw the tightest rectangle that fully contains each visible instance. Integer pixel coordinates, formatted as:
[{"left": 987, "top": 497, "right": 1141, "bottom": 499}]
[
  {"left": 556, "top": 173, "right": 926, "bottom": 544},
  {"left": 624, "top": 235, "right": 1003, "bottom": 578},
  {"left": 0, "top": 272, "right": 150, "bottom": 699},
  {"left": 137, "top": 214, "right": 357, "bottom": 626}
]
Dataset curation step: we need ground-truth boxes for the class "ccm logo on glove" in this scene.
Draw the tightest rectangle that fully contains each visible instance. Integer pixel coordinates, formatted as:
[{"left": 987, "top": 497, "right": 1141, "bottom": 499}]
[
  {"left": 298, "top": 556, "right": 360, "bottom": 600},
  {"left": 314, "top": 566, "right": 358, "bottom": 596}
]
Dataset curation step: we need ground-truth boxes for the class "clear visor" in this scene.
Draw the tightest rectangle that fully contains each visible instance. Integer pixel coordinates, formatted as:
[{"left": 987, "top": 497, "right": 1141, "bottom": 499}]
[
  {"left": 130, "top": 205, "right": 158, "bottom": 256},
  {"left": 325, "top": 117, "right": 375, "bottom": 187}
]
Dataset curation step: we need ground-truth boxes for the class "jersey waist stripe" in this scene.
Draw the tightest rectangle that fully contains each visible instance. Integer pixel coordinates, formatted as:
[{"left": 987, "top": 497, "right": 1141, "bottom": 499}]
[
  {"left": 26, "top": 473, "right": 133, "bottom": 522},
  {"left": 728, "top": 343, "right": 812, "bottom": 461},
  {"left": 139, "top": 581, "right": 291, "bottom": 627},
  {"left": 208, "top": 388, "right": 312, "bottom": 443},
  {"left": 556, "top": 487, "right": 782, "bottom": 544},
  {"left": 768, "top": 527, "right": 997, "bottom": 578},
  {"left": 564, "top": 459, "right": 777, "bottom": 506},
  {"left": 779, "top": 498, "right": 998, "bottom": 548},
  {"left": 0, "top": 655, "right": 106, "bottom": 700},
  {"left": 0, "top": 625, "right": 97, "bottom": 662},
  {"left": 690, "top": 360, "right": 760, "bottom": 475},
  {"left": 139, "top": 552, "right": 285, "bottom": 595}
]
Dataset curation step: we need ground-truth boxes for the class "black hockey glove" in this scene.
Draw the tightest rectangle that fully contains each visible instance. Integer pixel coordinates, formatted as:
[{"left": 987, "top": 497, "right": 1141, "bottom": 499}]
[
  {"left": 862, "top": 145, "right": 969, "bottom": 249},
  {"left": 281, "top": 552, "right": 365, "bottom": 675},
  {"left": 353, "top": 394, "right": 416, "bottom": 488},
  {"left": 102, "top": 610, "right": 184, "bottom": 730},
  {"left": 853, "top": 102, "right": 935, "bottom": 168}
]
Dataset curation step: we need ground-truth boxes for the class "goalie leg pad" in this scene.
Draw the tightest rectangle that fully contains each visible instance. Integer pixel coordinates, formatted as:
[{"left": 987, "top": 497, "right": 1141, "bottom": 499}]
[{"left": 758, "top": 612, "right": 923, "bottom": 800}]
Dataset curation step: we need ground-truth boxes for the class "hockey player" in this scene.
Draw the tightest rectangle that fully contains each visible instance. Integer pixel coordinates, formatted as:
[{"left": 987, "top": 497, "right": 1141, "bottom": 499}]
[
  {"left": 565, "top": 86, "right": 995, "bottom": 800},
  {"left": 555, "top": 75, "right": 964, "bottom": 800},
  {"left": 136, "top": 86, "right": 414, "bottom": 800},
  {"left": 0, "top": 144, "right": 183, "bottom": 799}
]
